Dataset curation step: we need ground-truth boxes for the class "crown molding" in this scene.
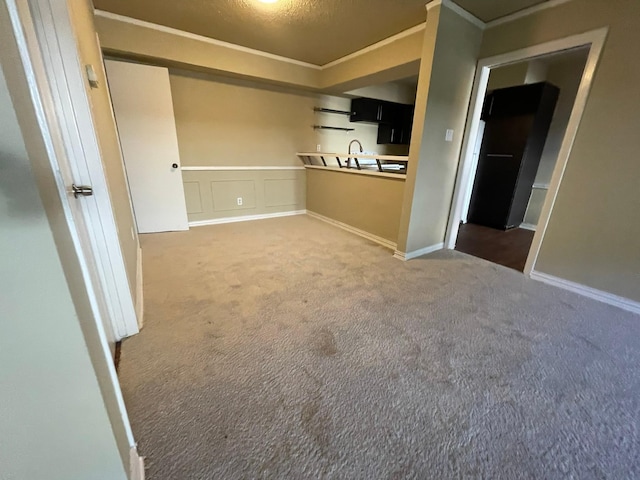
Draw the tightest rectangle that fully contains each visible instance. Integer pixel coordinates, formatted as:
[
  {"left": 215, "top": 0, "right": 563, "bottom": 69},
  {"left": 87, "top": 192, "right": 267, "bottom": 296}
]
[
  {"left": 94, "top": 10, "right": 322, "bottom": 70},
  {"left": 95, "top": 9, "right": 428, "bottom": 71},
  {"left": 97, "top": 1, "right": 577, "bottom": 75},
  {"left": 426, "top": 0, "right": 486, "bottom": 30}
]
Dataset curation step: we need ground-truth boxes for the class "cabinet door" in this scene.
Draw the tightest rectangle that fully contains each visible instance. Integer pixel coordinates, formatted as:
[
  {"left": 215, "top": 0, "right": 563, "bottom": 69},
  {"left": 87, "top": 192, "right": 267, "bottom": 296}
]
[
  {"left": 482, "top": 82, "right": 547, "bottom": 120},
  {"left": 350, "top": 98, "right": 382, "bottom": 123},
  {"left": 377, "top": 123, "right": 398, "bottom": 144},
  {"left": 378, "top": 101, "right": 401, "bottom": 123}
]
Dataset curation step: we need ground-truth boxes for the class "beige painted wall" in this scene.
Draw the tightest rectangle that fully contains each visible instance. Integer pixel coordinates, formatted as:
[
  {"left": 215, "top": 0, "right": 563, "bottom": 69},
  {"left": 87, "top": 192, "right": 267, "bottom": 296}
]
[
  {"left": 346, "top": 79, "right": 417, "bottom": 104},
  {"left": 398, "top": 4, "right": 484, "bottom": 253},
  {"left": 95, "top": 13, "right": 424, "bottom": 92},
  {"left": 169, "top": 71, "right": 315, "bottom": 167},
  {"left": 524, "top": 50, "right": 588, "bottom": 226},
  {"left": 0, "top": 51, "right": 127, "bottom": 480},
  {"left": 95, "top": 14, "right": 321, "bottom": 90},
  {"left": 170, "top": 71, "right": 410, "bottom": 223},
  {"left": 487, "top": 62, "right": 528, "bottom": 91},
  {"left": 70, "top": 0, "right": 138, "bottom": 299},
  {"left": 481, "top": 0, "right": 640, "bottom": 302},
  {"left": 306, "top": 168, "right": 405, "bottom": 245},
  {"left": 320, "top": 29, "right": 425, "bottom": 91}
]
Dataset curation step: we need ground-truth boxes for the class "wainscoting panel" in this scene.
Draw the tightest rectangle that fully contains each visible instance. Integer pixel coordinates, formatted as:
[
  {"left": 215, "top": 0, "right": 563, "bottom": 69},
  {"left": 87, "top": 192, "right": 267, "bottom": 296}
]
[
  {"left": 183, "top": 181, "right": 203, "bottom": 214},
  {"left": 211, "top": 180, "right": 256, "bottom": 212},
  {"left": 182, "top": 168, "right": 306, "bottom": 223},
  {"left": 264, "top": 178, "right": 299, "bottom": 207}
]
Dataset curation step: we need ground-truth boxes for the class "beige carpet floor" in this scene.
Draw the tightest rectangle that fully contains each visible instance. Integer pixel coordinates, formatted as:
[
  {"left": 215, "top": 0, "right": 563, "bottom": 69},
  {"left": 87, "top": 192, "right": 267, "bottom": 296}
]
[{"left": 120, "top": 215, "right": 640, "bottom": 479}]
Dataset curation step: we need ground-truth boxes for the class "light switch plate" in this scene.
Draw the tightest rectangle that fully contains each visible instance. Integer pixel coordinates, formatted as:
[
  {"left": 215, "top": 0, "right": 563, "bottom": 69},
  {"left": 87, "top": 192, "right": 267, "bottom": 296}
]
[{"left": 445, "top": 129, "right": 454, "bottom": 142}]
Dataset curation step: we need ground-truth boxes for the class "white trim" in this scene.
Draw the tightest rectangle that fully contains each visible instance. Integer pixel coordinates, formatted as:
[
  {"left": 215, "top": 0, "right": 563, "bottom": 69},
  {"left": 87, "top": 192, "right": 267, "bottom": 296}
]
[
  {"left": 181, "top": 166, "right": 305, "bottom": 171},
  {"left": 30, "top": 0, "right": 139, "bottom": 340},
  {"left": 94, "top": 10, "right": 321, "bottom": 70},
  {"left": 444, "top": 27, "right": 608, "bottom": 279},
  {"left": 393, "top": 243, "right": 444, "bottom": 261},
  {"left": 520, "top": 223, "right": 537, "bottom": 232},
  {"left": 523, "top": 29, "right": 607, "bottom": 275},
  {"left": 427, "top": 0, "right": 486, "bottom": 30},
  {"left": 487, "top": 0, "right": 575, "bottom": 28},
  {"left": 315, "top": 23, "right": 426, "bottom": 69},
  {"left": 530, "top": 271, "right": 640, "bottom": 316},
  {"left": 135, "top": 246, "right": 143, "bottom": 329},
  {"left": 304, "top": 165, "right": 407, "bottom": 180},
  {"left": 532, "top": 183, "right": 550, "bottom": 190},
  {"left": 129, "top": 447, "right": 145, "bottom": 480},
  {"left": 6, "top": 0, "right": 138, "bottom": 460},
  {"left": 189, "top": 210, "right": 307, "bottom": 227},
  {"left": 306, "top": 211, "right": 397, "bottom": 250}
]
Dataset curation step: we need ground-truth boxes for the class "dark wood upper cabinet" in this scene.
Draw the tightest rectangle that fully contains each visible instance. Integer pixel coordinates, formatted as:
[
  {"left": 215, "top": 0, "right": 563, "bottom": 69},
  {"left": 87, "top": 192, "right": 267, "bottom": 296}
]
[
  {"left": 351, "top": 97, "right": 415, "bottom": 145},
  {"left": 377, "top": 104, "right": 414, "bottom": 145},
  {"left": 350, "top": 98, "right": 382, "bottom": 123}
]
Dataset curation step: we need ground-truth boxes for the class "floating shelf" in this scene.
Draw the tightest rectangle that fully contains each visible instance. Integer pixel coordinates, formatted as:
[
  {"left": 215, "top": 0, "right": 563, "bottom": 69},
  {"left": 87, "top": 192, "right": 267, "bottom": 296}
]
[
  {"left": 314, "top": 107, "right": 353, "bottom": 115},
  {"left": 313, "top": 125, "right": 355, "bottom": 132}
]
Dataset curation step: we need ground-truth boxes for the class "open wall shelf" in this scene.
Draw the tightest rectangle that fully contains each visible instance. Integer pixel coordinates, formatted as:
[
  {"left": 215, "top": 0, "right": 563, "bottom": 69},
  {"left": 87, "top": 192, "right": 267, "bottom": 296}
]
[
  {"left": 313, "top": 107, "right": 353, "bottom": 115},
  {"left": 313, "top": 125, "right": 355, "bottom": 132}
]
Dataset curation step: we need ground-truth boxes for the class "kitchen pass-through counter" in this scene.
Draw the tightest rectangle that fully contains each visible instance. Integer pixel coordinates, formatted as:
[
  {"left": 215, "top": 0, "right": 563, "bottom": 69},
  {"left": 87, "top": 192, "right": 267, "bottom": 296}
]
[{"left": 298, "top": 152, "right": 408, "bottom": 249}]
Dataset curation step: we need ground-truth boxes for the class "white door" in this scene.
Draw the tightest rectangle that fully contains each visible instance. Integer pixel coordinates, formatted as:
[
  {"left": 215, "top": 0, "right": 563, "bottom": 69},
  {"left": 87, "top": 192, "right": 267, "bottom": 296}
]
[{"left": 105, "top": 60, "right": 189, "bottom": 233}]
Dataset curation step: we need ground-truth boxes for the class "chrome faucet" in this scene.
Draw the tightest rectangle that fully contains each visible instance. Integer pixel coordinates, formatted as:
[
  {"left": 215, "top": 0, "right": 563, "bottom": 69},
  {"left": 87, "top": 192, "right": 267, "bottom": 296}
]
[
  {"left": 348, "top": 139, "right": 363, "bottom": 154},
  {"left": 347, "top": 139, "right": 363, "bottom": 169}
]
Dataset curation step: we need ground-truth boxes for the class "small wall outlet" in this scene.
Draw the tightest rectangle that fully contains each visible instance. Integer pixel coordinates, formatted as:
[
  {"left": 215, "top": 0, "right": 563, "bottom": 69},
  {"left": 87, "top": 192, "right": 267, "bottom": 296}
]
[
  {"left": 316, "top": 144, "right": 322, "bottom": 152},
  {"left": 237, "top": 197, "right": 243, "bottom": 206},
  {"left": 445, "top": 129, "right": 454, "bottom": 142}
]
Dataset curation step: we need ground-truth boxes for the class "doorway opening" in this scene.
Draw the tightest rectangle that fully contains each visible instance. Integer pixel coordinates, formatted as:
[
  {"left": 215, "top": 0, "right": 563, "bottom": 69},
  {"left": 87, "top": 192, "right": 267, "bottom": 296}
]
[{"left": 445, "top": 28, "right": 608, "bottom": 274}]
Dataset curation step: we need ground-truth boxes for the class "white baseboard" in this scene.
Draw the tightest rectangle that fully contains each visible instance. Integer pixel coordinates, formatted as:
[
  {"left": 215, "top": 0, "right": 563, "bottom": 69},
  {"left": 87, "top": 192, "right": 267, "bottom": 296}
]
[
  {"left": 306, "top": 211, "right": 397, "bottom": 250},
  {"left": 530, "top": 271, "right": 640, "bottom": 315},
  {"left": 520, "top": 223, "right": 537, "bottom": 231},
  {"left": 189, "top": 210, "right": 307, "bottom": 227},
  {"left": 130, "top": 446, "right": 145, "bottom": 480},
  {"left": 394, "top": 242, "right": 444, "bottom": 261},
  {"left": 135, "top": 246, "right": 144, "bottom": 329}
]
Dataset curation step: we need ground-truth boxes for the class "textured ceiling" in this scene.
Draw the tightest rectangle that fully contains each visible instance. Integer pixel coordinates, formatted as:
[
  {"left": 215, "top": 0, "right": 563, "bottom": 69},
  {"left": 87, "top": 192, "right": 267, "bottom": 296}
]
[
  {"left": 455, "top": 0, "right": 548, "bottom": 23},
  {"left": 93, "top": 0, "right": 550, "bottom": 66}
]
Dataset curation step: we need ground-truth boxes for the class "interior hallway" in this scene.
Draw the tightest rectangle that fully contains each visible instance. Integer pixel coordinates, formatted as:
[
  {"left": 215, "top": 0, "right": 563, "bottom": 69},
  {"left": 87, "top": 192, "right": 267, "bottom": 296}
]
[{"left": 119, "top": 216, "right": 640, "bottom": 479}]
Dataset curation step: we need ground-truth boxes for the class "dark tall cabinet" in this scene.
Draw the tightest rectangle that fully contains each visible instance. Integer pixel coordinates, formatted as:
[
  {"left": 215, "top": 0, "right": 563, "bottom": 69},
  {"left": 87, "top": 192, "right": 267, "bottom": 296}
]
[{"left": 468, "top": 82, "right": 560, "bottom": 230}]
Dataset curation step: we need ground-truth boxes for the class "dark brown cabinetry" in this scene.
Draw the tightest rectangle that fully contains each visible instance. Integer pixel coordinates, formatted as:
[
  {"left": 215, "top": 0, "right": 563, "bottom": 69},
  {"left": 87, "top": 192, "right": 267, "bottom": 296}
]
[
  {"left": 468, "top": 82, "right": 559, "bottom": 230},
  {"left": 350, "top": 98, "right": 415, "bottom": 145},
  {"left": 350, "top": 98, "right": 396, "bottom": 123}
]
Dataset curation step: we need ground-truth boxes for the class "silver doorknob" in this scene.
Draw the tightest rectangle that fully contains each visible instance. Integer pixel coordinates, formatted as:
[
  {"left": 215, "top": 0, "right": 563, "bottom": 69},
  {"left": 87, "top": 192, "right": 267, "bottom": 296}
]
[{"left": 72, "top": 184, "right": 93, "bottom": 198}]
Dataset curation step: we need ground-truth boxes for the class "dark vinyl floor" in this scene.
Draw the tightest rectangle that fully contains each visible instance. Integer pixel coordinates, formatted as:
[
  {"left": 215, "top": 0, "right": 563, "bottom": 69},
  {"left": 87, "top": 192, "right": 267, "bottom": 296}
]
[{"left": 455, "top": 223, "right": 535, "bottom": 272}]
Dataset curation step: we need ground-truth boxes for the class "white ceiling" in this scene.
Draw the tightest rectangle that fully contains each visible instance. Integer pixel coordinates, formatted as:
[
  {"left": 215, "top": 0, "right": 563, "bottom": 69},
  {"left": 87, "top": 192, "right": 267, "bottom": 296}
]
[{"left": 93, "top": 0, "right": 551, "bottom": 65}]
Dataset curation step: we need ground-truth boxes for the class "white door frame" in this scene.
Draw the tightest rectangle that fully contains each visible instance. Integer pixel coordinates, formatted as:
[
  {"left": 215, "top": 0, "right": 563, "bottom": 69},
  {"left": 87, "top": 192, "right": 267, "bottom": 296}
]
[
  {"left": 3, "top": 0, "right": 142, "bottom": 477},
  {"left": 444, "top": 27, "right": 608, "bottom": 276},
  {"left": 25, "top": 0, "right": 140, "bottom": 339}
]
